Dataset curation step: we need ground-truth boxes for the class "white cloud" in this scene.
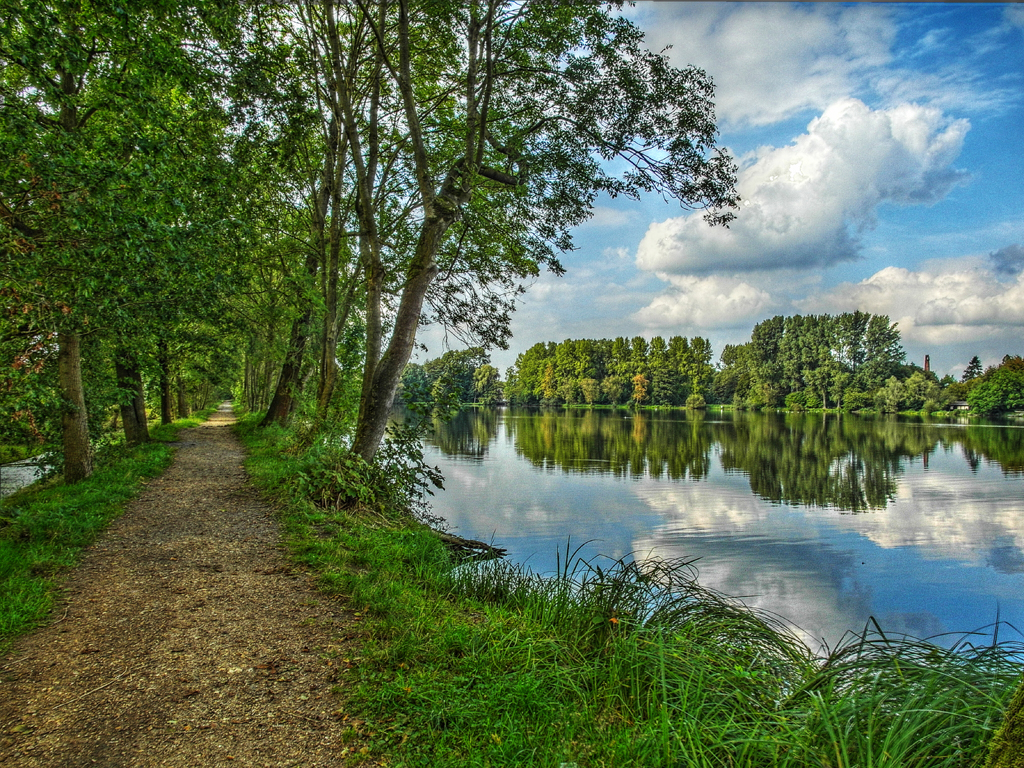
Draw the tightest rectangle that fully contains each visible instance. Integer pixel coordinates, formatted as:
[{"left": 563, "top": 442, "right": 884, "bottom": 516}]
[
  {"left": 633, "top": 4, "right": 1016, "bottom": 129},
  {"left": 800, "top": 263, "right": 1024, "bottom": 346},
  {"left": 633, "top": 275, "right": 773, "bottom": 330},
  {"left": 584, "top": 206, "right": 633, "bottom": 228},
  {"left": 1006, "top": 5, "right": 1024, "bottom": 31},
  {"left": 873, "top": 66, "right": 1018, "bottom": 116},
  {"left": 634, "top": 3, "right": 894, "bottom": 128},
  {"left": 636, "top": 99, "right": 970, "bottom": 276}
]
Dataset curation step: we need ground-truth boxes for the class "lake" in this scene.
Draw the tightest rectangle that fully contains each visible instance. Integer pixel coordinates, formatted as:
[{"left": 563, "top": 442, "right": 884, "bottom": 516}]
[
  {"left": 0, "top": 458, "right": 45, "bottom": 498},
  {"left": 421, "top": 406, "right": 1024, "bottom": 651}
]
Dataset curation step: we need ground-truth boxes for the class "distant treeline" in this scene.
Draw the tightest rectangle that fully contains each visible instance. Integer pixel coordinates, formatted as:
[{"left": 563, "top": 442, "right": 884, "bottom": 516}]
[
  {"left": 505, "top": 336, "right": 715, "bottom": 407},
  {"left": 719, "top": 312, "right": 905, "bottom": 410},
  {"left": 401, "top": 311, "right": 1024, "bottom": 414},
  {"left": 502, "top": 312, "right": 905, "bottom": 408}
]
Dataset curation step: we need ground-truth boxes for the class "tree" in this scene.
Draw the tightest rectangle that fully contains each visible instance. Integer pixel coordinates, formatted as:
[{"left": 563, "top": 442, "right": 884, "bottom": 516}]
[
  {"left": 875, "top": 377, "right": 908, "bottom": 414},
  {"left": 968, "top": 367, "right": 1024, "bottom": 415},
  {"left": 713, "top": 343, "right": 752, "bottom": 404},
  {"left": 473, "top": 364, "right": 502, "bottom": 405},
  {"left": 962, "top": 355, "right": 983, "bottom": 382},
  {"left": 684, "top": 337, "right": 715, "bottom": 397},
  {"left": 860, "top": 315, "right": 904, "bottom": 391},
  {"left": 1, "top": 0, "right": 241, "bottom": 480},
  {"left": 601, "top": 374, "right": 628, "bottom": 406},
  {"left": 630, "top": 374, "right": 649, "bottom": 409},
  {"left": 749, "top": 315, "right": 784, "bottom": 393},
  {"left": 420, "top": 347, "right": 489, "bottom": 409},
  {"left": 328, "top": 0, "right": 738, "bottom": 460},
  {"left": 579, "top": 378, "right": 600, "bottom": 406}
]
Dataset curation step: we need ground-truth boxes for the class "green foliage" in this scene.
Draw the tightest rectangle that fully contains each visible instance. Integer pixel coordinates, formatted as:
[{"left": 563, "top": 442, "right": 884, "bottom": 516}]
[
  {"left": 400, "top": 348, "right": 492, "bottom": 413},
  {"left": 1, "top": 0, "right": 247, "bottom": 475},
  {"left": 842, "top": 389, "right": 873, "bottom": 412},
  {"left": 685, "top": 393, "right": 706, "bottom": 410},
  {"left": 987, "top": 674, "right": 1024, "bottom": 768},
  {"left": 472, "top": 364, "right": 503, "bottom": 406},
  {"left": 969, "top": 366, "right": 1024, "bottom": 415},
  {"left": 294, "top": 421, "right": 444, "bottom": 520},
  {"left": 875, "top": 377, "right": 908, "bottom": 414},
  {"left": 506, "top": 335, "right": 713, "bottom": 407},
  {"left": 963, "top": 355, "right": 984, "bottom": 382}
]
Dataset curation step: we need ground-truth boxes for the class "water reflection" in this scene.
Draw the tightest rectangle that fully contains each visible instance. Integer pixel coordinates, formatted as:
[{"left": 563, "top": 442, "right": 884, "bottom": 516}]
[
  {"left": 429, "top": 408, "right": 1023, "bottom": 511},
  {"left": 421, "top": 408, "right": 1024, "bottom": 648}
]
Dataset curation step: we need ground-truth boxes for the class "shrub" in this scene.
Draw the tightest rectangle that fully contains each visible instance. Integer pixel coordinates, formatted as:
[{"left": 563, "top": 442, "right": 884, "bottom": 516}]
[
  {"left": 842, "top": 389, "right": 873, "bottom": 412},
  {"left": 684, "top": 393, "right": 706, "bottom": 410},
  {"left": 969, "top": 368, "right": 1024, "bottom": 415}
]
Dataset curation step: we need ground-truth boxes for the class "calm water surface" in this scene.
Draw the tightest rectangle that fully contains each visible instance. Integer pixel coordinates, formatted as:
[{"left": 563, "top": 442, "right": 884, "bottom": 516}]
[{"left": 421, "top": 407, "right": 1024, "bottom": 650}]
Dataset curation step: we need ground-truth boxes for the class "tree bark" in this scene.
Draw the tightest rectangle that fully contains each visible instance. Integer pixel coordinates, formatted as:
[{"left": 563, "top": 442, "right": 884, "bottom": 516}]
[
  {"left": 157, "top": 339, "right": 173, "bottom": 425},
  {"left": 259, "top": 309, "right": 313, "bottom": 427},
  {"left": 115, "top": 351, "right": 150, "bottom": 446},
  {"left": 351, "top": 215, "right": 448, "bottom": 461},
  {"left": 58, "top": 332, "right": 93, "bottom": 483},
  {"left": 176, "top": 374, "right": 189, "bottom": 418}
]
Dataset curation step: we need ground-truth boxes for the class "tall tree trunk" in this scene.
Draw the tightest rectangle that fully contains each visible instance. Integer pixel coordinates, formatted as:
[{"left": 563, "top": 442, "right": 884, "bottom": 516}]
[
  {"left": 176, "top": 374, "right": 189, "bottom": 418},
  {"left": 315, "top": 218, "right": 343, "bottom": 418},
  {"left": 58, "top": 332, "right": 92, "bottom": 483},
  {"left": 115, "top": 350, "right": 150, "bottom": 446},
  {"left": 260, "top": 310, "right": 313, "bottom": 427},
  {"left": 316, "top": 268, "right": 359, "bottom": 418},
  {"left": 351, "top": 216, "right": 447, "bottom": 461},
  {"left": 157, "top": 340, "right": 173, "bottom": 425}
]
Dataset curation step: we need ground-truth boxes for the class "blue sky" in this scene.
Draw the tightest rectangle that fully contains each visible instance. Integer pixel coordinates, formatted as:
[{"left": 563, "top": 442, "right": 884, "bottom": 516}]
[{"left": 429, "top": 2, "right": 1024, "bottom": 379}]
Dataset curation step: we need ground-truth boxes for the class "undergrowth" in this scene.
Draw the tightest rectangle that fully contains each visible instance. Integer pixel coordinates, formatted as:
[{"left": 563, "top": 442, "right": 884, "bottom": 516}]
[
  {"left": 238, "top": 411, "right": 1023, "bottom": 767},
  {"left": 0, "top": 409, "right": 215, "bottom": 652}
]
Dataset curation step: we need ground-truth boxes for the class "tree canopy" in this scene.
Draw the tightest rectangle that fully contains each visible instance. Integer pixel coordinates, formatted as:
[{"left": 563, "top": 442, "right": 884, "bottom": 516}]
[{"left": 2, "top": 0, "right": 741, "bottom": 479}]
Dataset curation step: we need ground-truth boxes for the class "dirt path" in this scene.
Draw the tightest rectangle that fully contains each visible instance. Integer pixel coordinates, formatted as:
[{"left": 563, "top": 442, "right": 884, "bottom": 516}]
[{"left": 0, "top": 405, "right": 365, "bottom": 767}]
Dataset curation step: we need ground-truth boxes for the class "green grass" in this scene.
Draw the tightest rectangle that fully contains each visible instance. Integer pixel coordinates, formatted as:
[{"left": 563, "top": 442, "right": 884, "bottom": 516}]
[
  {"left": 0, "top": 410, "right": 215, "bottom": 651},
  {"left": 237, "top": 411, "right": 1024, "bottom": 767},
  {"left": 0, "top": 444, "right": 45, "bottom": 464}
]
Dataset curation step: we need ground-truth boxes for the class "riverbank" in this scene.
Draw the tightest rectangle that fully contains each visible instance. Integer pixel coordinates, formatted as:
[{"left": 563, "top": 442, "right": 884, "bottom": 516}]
[
  {"left": 492, "top": 401, "right": 1008, "bottom": 420},
  {"left": 238, "top": 411, "right": 1022, "bottom": 767},
  {"left": 4, "top": 408, "right": 1021, "bottom": 765}
]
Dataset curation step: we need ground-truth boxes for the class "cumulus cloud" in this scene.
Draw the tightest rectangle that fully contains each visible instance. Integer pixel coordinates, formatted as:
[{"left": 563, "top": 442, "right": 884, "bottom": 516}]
[
  {"left": 633, "top": 275, "right": 773, "bottom": 330},
  {"left": 633, "top": 3, "right": 1014, "bottom": 129},
  {"left": 636, "top": 99, "right": 970, "bottom": 276},
  {"left": 634, "top": 3, "right": 894, "bottom": 128},
  {"left": 990, "top": 244, "right": 1024, "bottom": 275},
  {"left": 799, "top": 263, "right": 1024, "bottom": 345}
]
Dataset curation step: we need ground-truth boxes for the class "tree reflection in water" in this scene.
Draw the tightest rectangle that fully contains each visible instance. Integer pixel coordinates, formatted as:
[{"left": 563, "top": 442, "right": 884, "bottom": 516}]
[{"left": 423, "top": 408, "right": 1024, "bottom": 513}]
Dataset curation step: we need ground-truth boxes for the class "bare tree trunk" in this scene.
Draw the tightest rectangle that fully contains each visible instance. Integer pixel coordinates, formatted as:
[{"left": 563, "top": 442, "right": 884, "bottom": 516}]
[
  {"left": 115, "top": 351, "right": 150, "bottom": 446},
  {"left": 58, "top": 332, "right": 92, "bottom": 483},
  {"left": 176, "top": 374, "right": 189, "bottom": 418},
  {"left": 314, "top": 205, "right": 346, "bottom": 418},
  {"left": 260, "top": 310, "right": 313, "bottom": 427},
  {"left": 317, "top": 265, "right": 360, "bottom": 417},
  {"left": 351, "top": 217, "right": 447, "bottom": 461},
  {"left": 157, "top": 340, "right": 173, "bottom": 425}
]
